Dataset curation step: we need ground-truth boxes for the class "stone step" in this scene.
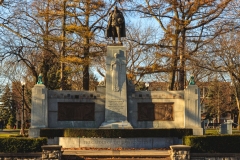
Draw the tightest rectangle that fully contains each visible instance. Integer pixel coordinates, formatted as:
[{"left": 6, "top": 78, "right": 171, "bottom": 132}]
[{"left": 63, "top": 150, "right": 170, "bottom": 158}]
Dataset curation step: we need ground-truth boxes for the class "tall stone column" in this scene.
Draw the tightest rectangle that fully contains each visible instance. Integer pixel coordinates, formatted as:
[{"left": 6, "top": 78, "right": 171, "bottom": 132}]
[
  {"left": 100, "top": 46, "right": 132, "bottom": 128},
  {"left": 184, "top": 85, "right": 203, "bottom": 135},
  {"left": 29, "top": 84, "right": 48, "bottom": 137}
]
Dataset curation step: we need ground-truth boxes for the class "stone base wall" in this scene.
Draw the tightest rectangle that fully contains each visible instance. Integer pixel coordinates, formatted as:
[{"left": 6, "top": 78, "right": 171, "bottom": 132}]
[
  {"left": 128, "top": 91, "right": 185, "bottom": 128},
  {"left": 48, "top": 90, "right": 105, "bottom": 128},
  {"left": 46, "top": 89, "right": 201, "bottom": 130},
  {"left": 30, "top": 84, "right": 202, "bottom": 137},
  {"left": 58, "top": 137, "right": 182, "bottom": 149}
]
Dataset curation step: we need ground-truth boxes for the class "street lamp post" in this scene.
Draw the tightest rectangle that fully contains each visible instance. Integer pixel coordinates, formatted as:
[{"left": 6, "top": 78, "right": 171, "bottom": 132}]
[{"left": 20, "top": 82, "right": 25, "bottom": 135}]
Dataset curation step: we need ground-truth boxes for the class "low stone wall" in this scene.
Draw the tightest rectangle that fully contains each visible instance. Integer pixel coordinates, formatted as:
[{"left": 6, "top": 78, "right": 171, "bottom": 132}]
[
  {"left": 58, "top": 137, "right": 182, "bottom": 149},
  {"left": 0, "top": 153, "right": 41, "bottom": 160},
  {"left": 30, "top": 84, "right": 203, "bottom": 138}
]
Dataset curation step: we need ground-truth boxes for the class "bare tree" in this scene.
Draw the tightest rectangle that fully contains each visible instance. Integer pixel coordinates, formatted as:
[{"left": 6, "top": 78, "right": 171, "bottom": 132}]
[
  {"left": 125, "top": 0, "right": 233, "bottom": 90},
  {"left": 0, "top": 0, "right": 120, "bottom": 90},
  {"left": 206, "top": 30, "right": 240, "bottom": 128}
]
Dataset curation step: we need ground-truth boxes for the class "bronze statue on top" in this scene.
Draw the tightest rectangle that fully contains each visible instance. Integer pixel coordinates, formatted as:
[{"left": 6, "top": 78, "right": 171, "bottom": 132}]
[{"left": 106, "top": 6, "right": 126, "bottom": 44}]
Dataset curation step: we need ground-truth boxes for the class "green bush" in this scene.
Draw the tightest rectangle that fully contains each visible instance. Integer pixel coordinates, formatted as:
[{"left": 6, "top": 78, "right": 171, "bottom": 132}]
[
  {"left": 0, "top": 137, "right": 47, "bottom": 153},
  {"left": 183, "top": 135, "right": 240, "bottom": 153},
  {"left": 40, "top": 128, "right": 193, "bottom": 138}
]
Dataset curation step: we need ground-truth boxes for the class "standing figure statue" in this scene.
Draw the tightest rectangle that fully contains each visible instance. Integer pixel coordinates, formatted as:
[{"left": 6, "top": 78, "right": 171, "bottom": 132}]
[
  {"left": 111, "top": 53, "right": 123, "bottom": 91},
  {"left": 106, "top": 6, "right": 126, "bottom": 44}
]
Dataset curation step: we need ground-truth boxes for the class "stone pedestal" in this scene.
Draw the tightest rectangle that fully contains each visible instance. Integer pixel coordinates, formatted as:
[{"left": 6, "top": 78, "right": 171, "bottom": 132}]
[
  {"left": 29, "top": 84, "right": 48, "bottom": 138},
  {"left": 42, "top": 145, "right": 62, "bottom": 160},
  {"left": 100, "top": 46, "right": 132, "bottom": 129},
  {"left": 184, "top": 85, "right": 203, "bottom": 135},
  {"left": 170, "top": 145, "right": 191, "bottom": 160}
]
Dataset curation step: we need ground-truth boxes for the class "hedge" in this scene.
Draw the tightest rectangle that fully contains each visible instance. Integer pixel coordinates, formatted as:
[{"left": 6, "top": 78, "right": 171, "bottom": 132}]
[
  {"left": 0, "top": 137, "right": 47, "bottom": 153},
  {"left": 40, "top": 128, "right": 193, "bottom": 138},
  {"left": 183, "top": 135, "right": 240, "bottom": 153}
]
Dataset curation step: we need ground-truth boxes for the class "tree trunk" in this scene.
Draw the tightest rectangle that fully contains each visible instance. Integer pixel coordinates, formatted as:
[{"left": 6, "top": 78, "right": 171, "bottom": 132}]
[
  {"left": 179, "top": 64, "right": 185, "bottom": 90},
  {"left": 60, "top": 0, "right": 67, "bottom": 90},
  {"left": 230, "top": 73, "right": 240, "bottom": 130},
  {"left": 168, "top": 70, "right": 176, "bottom": 91},
  {"left": 179, "top": 29, "right": 186, "bottom": 90},
  {"left": 83, "top": 64, "right": 89, "bottom": 90},
  {"left": 168, "top": 33, "right": 179, "bottom": 90},
  {"left": 82, "top": 1, "right": 90, "bottom": 91},
  {"left": 42, "top": 0, "right": 50, "bottom": 88},
  {"left": 236, "top": 95, "right": 240, "bottom": 130},
  {"left": 83, "top": 40, "right": 90, "bottom": 91}
]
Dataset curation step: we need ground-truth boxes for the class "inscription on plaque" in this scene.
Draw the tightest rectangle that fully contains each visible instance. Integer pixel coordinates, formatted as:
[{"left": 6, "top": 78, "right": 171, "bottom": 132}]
[
  {"left": 138, "top": 103, "right": 173, "bottom": 121},
  {"left": 107, "top": 99, "right": 125, "bottom": 119},
  {"left": 58, "top": 102, "right": 94, "bottom": 121},
  {"left": 80, "top": 138, "right": 153, "bottom": 148},
  {"left": 109, "top": 100, "right": 124, "bottom": 105},
  {"left": 108, "top": 99, "right": 124, "bottom": 111}
]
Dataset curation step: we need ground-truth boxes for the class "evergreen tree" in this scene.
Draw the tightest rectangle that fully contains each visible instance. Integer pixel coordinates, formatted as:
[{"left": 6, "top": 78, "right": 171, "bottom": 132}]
[{"left": 0, "top": 85, "right": 14, "bottom": 128}]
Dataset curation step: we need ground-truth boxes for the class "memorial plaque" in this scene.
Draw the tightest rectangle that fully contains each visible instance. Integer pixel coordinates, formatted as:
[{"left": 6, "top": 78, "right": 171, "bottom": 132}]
[
  {"left": 138, "top": 103, "right": 173, "bottom": 121},
  {"left": 138, "top": 103, "right": 154, "bottom": 121},
  {"left": 155, "top": 103, "right": 173, "bottom": 120},
  {"left": 58, "top": 102, "right": 94, "bottom": 121}
]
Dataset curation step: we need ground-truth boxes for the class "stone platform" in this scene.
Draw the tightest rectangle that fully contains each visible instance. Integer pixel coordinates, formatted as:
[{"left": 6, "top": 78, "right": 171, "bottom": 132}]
[{"left": 56, "top": 137, "right": 182, "bottom": 149}]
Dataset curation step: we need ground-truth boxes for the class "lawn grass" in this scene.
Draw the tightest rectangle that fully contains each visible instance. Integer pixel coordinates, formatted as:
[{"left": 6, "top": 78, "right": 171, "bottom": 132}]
[
  {"left": 0, "top": 133, "right": 17, "bottom": 137},
  {"left": 0, "top": 129, "right": 21, "bottom": 137},
  {"left": 205, "top": 128, "right": 240, "bottom": 135}
]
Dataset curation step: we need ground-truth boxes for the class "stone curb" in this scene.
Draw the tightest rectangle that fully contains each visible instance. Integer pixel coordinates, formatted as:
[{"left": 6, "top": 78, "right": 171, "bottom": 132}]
[{"left": 191, "top": 153, "right": 240, "bottom": 157}]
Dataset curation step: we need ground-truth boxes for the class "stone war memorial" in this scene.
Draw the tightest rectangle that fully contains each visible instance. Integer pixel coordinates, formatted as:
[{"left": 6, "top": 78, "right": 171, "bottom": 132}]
[{"left": 29, "top": 6, "right": 203, "bottom": 149}]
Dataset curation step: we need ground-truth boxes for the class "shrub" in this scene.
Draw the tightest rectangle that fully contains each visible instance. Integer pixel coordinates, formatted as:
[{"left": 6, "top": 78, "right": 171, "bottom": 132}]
[
  {"left": 183, "top": 135, "right": 240, "bottom": 153},
  {"left": 0, "top": 137, "right": 47, "bottom": 153},
  {"left": 40, "top": 128, "right": 193, "bottom": 138}
]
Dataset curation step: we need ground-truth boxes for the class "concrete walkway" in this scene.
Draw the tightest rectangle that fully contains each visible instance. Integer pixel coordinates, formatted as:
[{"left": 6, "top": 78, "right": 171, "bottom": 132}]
[{"left": 63, "top": 149, "right": 170, "bottom": 158}]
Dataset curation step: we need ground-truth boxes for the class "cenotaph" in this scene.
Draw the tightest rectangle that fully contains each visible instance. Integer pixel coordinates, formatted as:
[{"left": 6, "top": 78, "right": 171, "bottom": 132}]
[
  {"left": 29, "top": 6, "right": 203, "bottom": 139},
  {"left": 100, "top": 46, "right": 133, "bottom": 128},
  {"left": 100, "top": 6, "right": 132, "bottom": 128}
]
